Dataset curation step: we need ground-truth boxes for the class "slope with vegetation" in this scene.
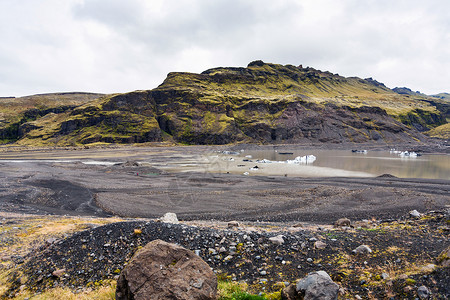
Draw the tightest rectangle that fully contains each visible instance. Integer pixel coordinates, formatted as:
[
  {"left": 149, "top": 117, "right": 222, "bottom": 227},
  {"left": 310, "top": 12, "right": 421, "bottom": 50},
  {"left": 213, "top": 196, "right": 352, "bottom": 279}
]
[
  {"left": 0, "top": 93, "right": 103, "bottom": 144},
  {"left": 1, "top": 61, "right": 448, "bottom": 146}
]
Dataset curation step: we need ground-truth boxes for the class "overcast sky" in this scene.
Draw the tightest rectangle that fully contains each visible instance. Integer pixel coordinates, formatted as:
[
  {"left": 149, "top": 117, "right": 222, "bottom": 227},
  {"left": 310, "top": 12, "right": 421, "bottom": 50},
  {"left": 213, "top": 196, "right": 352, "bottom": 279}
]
[{"left": 1, "top": 0, "right": 449, "bottom": 97}]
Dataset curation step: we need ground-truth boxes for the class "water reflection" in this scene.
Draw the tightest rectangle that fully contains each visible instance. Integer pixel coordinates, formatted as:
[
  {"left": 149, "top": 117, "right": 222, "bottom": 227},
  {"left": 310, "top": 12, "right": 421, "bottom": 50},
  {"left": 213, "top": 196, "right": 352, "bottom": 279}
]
[{"left": 242, "top": 150, "right": 450, "bottom": 180}]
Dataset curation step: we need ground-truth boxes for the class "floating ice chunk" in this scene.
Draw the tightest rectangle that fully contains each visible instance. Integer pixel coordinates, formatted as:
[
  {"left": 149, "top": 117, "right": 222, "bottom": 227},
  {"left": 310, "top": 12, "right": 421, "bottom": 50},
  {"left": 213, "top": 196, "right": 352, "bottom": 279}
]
[
  {"left": 256, "top": 159, "right": 272, "bottom": 163},
  {"left": 286, "top": 155, "right": 316, "bottom": 164},
  {"left": 352, "top": 149, "right": 367, "bottom": 154},
  {"left": 222, "top": 151, "right": 240, "bottom": 155},
  {"left": 399, "top": 151, "right": 418, "bottom": 158}
]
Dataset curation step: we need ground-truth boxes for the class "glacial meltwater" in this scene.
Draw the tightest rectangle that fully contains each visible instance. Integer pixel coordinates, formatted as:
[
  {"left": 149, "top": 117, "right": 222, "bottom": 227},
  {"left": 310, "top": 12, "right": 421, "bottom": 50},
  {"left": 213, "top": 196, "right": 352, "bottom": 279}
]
[{"left": 235, "top": 149, "right": 450, "bottom": 179}]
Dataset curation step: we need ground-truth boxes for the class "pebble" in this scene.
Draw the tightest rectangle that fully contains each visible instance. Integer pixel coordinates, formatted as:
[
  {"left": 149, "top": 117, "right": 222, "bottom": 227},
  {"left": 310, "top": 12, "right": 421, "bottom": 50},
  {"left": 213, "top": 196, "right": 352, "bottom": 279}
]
[
  {"left": 314, "top": 240, "right": 327, "bottom": 249},
  {"left": 417, "top": 285, "right": 430, "bottom": 299},
  {"left": 409, "top": 210, "right": 422, "bottom": 218},
  {"left": 306, "top": 258, "right": 313, "bottom": 263},
  {"left": 224, "top": 255, "right": 233, "bottom": 261},
  {"left": 269, "top": 235, "right": 284, "bottom": 245},
  {"left": 228, "top": 221, "right": 239, "bottom": 228},
  {"left": 353, "top": 245, "right": 372, "bottom": 254}
]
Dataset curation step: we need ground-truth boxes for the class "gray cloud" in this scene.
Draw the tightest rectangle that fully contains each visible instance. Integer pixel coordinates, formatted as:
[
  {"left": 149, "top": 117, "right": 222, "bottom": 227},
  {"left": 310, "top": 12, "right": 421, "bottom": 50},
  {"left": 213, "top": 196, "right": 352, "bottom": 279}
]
[{"left": 0, "top": 0, "right": 448, "bottom": 96}]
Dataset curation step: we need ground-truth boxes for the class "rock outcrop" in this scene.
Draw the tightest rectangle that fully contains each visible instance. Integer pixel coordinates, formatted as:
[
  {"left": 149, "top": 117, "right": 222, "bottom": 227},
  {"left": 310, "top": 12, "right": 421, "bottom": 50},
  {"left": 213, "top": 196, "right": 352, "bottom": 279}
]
[
  {"left": 5, "top": 61, "right": 446, "bottom": 146},
  {"left": 116, "top": 239, "right": 217, "bottom": 300}
]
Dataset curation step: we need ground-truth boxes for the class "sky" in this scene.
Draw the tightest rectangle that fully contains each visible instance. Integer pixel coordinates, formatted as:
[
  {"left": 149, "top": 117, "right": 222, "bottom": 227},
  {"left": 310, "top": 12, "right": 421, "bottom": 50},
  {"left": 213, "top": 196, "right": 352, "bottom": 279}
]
[{"left": 0, "top": 0, "right": 449, "bottom": 97}]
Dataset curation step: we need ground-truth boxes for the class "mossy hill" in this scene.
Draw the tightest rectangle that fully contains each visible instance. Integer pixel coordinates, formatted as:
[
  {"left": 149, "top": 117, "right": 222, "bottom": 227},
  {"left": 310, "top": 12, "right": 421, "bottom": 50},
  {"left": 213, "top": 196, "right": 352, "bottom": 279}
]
[
  {"left": 0, "top": 92, "right": 103, "bottom": 144},
  {"left": 1, "top": 62, "right": 449, "bottom": 146}
]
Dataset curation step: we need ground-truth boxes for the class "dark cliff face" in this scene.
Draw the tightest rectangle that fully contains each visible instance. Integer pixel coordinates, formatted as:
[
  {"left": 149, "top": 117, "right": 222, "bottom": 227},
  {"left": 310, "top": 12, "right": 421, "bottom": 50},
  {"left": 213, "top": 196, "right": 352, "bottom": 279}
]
[{"left": 8, "top": 61, "right": 447, "bottom": 146}]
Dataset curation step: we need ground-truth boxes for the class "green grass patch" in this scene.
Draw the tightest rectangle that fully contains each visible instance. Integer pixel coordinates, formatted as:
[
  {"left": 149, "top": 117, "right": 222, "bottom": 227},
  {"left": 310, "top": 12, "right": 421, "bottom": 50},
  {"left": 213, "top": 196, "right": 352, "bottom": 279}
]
[{"left": 218, "top": 281, "right": 266, "bottom": 300}]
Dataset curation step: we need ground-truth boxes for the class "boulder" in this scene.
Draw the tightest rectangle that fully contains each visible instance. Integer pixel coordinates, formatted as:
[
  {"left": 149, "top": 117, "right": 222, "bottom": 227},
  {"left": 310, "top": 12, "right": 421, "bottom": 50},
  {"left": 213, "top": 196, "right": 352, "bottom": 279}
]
[
  {"left": 293, "top": 271, "right": 339, "bottom": 300},
  {"left": 160, "top": 212, "right": 179, "bottom": 224},
  {"left": 116, "top": 239, "right": 217, "bottom": 300},
  {"left": 334, "top": 218, "right": 351, "bottom": 227}
]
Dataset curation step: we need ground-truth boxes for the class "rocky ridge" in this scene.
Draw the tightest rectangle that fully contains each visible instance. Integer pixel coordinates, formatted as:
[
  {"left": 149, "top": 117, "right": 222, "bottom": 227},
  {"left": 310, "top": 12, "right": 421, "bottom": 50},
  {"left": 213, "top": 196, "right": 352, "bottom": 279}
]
[{"left": 2, "top": 61, "right": 448, "bottom": 146}]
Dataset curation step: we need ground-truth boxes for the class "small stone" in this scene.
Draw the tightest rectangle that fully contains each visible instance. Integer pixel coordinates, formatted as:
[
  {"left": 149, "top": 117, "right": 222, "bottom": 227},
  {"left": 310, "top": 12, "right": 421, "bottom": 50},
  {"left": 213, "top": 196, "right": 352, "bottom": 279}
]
[
  {"left": 52, "top": 269, "right": 66, "bottom": 278},
  {"left": 46, "top": 238, "right": 58, "bottom": 245},
  {"left": 306, "top": 258, "right": 313, "bottom": 263},
  {"left": 160, "top": 212, "right": 179, "bottom": 224},
  {"left": 269, "top": 235, "right": 284, "bottom": 245},
  {"left": 275, "top": 256, "right": 283, "bottom": 261},
  {"left": 194, "top": 250, "right": 201, "bottom": 256},
  {"left": 335, "top": 218, "right": 351, "bottom": 227},
  {"left": 417, "top": 285, "right": 430, "bottom": 299},
  {"left": 420, "top": 264, "right": 436, "bottom": 273},
  {"left": 314, "top": 240, "right": 327, "bottom": 249},
  {"left": 409, "top": 210, "right": 422, "bottom": 218},
  {"left": 353, "top": 245, "right": 372, "bottom": 254},
  {"left": 260, "top": 271, "right": 267, "bottom": 276},
  {"left": 227, "top": 221, "right": 239, "bottom": 228}
]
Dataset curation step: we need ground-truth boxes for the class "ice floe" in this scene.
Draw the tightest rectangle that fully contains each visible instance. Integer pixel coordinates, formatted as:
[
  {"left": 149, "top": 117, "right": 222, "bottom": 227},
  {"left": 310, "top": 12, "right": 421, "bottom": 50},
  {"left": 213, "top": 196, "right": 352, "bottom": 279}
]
[{"left": 255, "top": 155, "right": 317, "bottom": 165}]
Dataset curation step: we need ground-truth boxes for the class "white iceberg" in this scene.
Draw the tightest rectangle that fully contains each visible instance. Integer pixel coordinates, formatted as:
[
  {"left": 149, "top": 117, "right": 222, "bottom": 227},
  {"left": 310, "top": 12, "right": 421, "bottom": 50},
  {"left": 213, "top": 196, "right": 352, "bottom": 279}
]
[{"left": 286, "top": 155, "right": 316, "bottom": 164}]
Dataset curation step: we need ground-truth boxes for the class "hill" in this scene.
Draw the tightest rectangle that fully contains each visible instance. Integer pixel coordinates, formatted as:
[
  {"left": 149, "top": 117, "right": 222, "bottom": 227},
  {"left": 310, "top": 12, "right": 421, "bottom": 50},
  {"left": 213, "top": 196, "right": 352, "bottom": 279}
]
[
  {"left": 1, "top": 61, "right": 448, "bottom": 146},
  {"left": 0, "top": 92, "right": 104, "bottom": 144}
]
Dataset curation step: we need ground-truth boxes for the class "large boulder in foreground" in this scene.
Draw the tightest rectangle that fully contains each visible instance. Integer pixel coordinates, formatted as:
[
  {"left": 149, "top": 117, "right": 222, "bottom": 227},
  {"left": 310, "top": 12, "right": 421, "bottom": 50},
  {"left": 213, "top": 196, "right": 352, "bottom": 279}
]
[
  {"left": 116, "top": 239, "right": 217, "bottom": 300},
  {"left": 282, "top": 271, "right": 339, "bottom": 300}
]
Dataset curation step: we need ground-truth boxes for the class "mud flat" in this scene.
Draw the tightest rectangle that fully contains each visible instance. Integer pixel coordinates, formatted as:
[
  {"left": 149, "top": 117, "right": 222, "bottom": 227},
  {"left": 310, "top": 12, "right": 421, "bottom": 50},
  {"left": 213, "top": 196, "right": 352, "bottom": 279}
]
[{"left": 0, "top": 145, "right": 448, "bottom": 222}]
